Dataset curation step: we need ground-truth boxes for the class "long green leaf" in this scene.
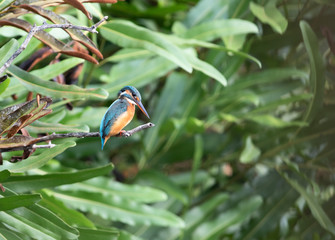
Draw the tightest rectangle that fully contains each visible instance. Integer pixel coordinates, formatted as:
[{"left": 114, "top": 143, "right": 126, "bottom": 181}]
[
  {"left": 100, "top": 20, "right": 192, "bottom": 73},
  {"left": 26, "top": 121, "right": 89, "bottom": 134},
  {"left": 39, "top": 191, "right": 96, "bottom": 229},
  {"left": 0, "top": 228, "right": 23, "bottom": 240},
  {"left": 0, "top": 77, "right": 10, "bottom": 95},
  {"left": 193, "top": 196, "right": 263, "bottom": 240},
  {"left": 0, "top": 194, "right": 41, "bottom": 211},
  {"left": 78, "top": 228, "right": 119, "bottom": 240},
  {"left": 49, "top": 189, "right": 185, "bottom": 228},
  {"left": 249, "top": 1, "right": 288, "bottom": 34},
  {"left": 0, "top": 141, "right": 76, "bottom": 173},
  {"left": 100, "top": 56, "right": 176, "bottom": 98},
  {"left": 58, "top": 176, "right": 167, "bottom": 203},
  {"left": 283, "top": 174, "right": 335, "bottom": 236},
  {"left": 3, "top": 164, "right": 113, "bottom": 192},
  {"left": 0, "top": 39, "right": 18, "bottom": 68},
  {"left": 7, "top": 65, "right": 108, "bottom": 100},
  {"left": 184, "top": 49, "right": 227, "bottom": 86},
  {"left": 300, "top": 21, "right": 326, "bottom": 123},
  {"left": 183, "top": 19, "right": 258, "bottom": 41},
  {"left": 0, "top": 189, "right": 78, "bottom": 240},
  {"left": 30, "top": 58, "right": 84, "bottom": 80}
]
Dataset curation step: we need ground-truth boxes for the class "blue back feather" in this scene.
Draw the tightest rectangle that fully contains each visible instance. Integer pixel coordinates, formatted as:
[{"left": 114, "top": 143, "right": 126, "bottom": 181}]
[{"left": 100, "top": 99, "right": 128, "bottom": 149}]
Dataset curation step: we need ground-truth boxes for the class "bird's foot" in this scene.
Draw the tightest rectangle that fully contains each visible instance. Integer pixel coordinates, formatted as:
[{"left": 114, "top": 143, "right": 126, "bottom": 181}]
[{"left": 119, "top": 130, "right": 131, "bottom": 137}]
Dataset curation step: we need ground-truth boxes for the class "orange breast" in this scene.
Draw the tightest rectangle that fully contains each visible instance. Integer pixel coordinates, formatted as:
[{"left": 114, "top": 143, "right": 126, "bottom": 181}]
[{"left": 107, "top": 104, "right": 135, "bottom": 138}]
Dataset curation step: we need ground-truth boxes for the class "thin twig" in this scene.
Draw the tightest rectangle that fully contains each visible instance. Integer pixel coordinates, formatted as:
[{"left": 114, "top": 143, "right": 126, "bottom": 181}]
[
  {"left": 0, "top": 122, "right": 155, "bottom": 153},
  {"left": 0, "top": 16, "right": 108, "bottom": 76}
]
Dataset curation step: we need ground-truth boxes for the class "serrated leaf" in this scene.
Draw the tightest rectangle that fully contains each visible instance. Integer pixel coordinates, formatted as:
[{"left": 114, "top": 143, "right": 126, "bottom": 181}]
[
  {"left": 39, "top": 191, "right": 96, "bottom": 229},
  {"left": 0, "top": 189, "right": 78, "bottom": 240},
  {"left": 3, "top": 164, "right": 113, "bottom": 192},
  {"left": 50, "top": 189, "right": 185, "bottom": 228},
  {"left": 100, "top": 20, "right": 192, "bottom": 73},
  {"left": 57, "top": 176, "right": 167, "bottom": 203},
  {"left": 77, "top": 228, "right": 119, "bottom": 240},
  {"left": 0, "top": 194, "right": 41, "bottom": 211},
  {"left": 7, "top": 65, "right": 108, "bottom": 100},
  {"left": 136, "top": 170, "right": 188, "bottom": 204},
  {"left": 0, "top": 141, "right": 76, "bottom": 173},
  {"left": 240, "top": 136, "right": 261, "bottom": 163}
]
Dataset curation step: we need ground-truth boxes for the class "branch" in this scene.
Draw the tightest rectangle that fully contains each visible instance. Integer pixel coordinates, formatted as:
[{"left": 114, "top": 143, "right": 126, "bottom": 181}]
[
  {"left": 0, "top": 122, "right": 155, "bottom": 153},
  {"left": 0, "top": 16, "right": 108, "bottom": 76}
]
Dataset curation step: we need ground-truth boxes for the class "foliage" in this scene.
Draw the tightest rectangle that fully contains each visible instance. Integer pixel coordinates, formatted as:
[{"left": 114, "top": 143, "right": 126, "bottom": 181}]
[{"left": 0, "top": 0, "right": 334, "bottom": 239}]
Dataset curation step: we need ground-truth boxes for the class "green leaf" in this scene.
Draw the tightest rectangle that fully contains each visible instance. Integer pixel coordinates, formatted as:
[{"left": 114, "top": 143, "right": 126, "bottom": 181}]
[
  {"left": 100, "top": 57, "right": 176, "bottom": 97},
  {"left": 0, "top": 141, "right": 76, "bottom": 173},
  {"left": 3, "top": 164, "right": 113, "bottom": 192},
  {"left": 136, "top": 170, "right": 188, "bottom": 204},
  {"left": 103, "top": 48, "right": 154, "bottom": 62},
  {"left": 300, "top": 21, "right": 326, "bottom": 123},
  {"left": 49, "top": 189, "right": 185, "bottom": 228},
  {"left": 58, "top": 176, "right": 167, "bottom": 203},
  {"left": 100, "top": 20, "right": 192, "bottom": 73},
  {"left": 0, "top": 39, "right": 18, "bottom": 68},
  {"left": 26, "top": 121, "right": 89, "bottom": 134},
  {"left": 0, "top": 189, "right": 78, "bottom": 240},
  {"left": 39, "top": 191, "right": 96, "bottom": 229},
  {"left": 0, "top": 228, "right": 23, "bottom": 240},
  {"left": 0, "top": 170, "right": 10, "bottom": 182},
  {"left": 184, "top": 193, "right": 229, "bottom": 231},
  {"left": 78, "top": 228, "right": 119, "bottom": 240},
  {"left": 0, "top": 0, "right": 15, "bottom": 11},
  {"left": 141, "top": 72, "right": 187, "bottom": 166},
  {"left": 247, "top": 114, "right": 308, "bottom": 128},
  {"left": 250, "top": 0, "right": 288, "bottom": 34},
  {"left": 30, "top": 58, "right": 84, "bottom": 80},
  {"left": 0, "top": 77, "right": 10, "bottom": 95},
  {"left": 7, "top": 65, "right": 108, "bottom": 100},
  {"left": 0, "top": 194, "right": 41, "bottom": 211},
  {"left": 230, "top": 68, "right": 307, "bottom": 91},
  {"left": 240, "top": 136, "right": 261, "bottom": 163},
  {"left": 193, "top": 196, "right": 263, "bottom": 240},
  {"left": 184, "top": 48, "right": 227, "bottom": 86},
  {"left": 183, "top": 19, "right": 259, "bottom": 41},
  {"left": 283, "top": 174, "right": 335, "bottom": 236}
]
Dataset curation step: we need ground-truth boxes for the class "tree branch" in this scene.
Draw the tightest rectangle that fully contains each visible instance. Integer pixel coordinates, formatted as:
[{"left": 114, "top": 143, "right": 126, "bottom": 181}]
[
  {"left": 0, "top": 16, "right": 108, "bottom": 76},
  {"left": 0, "top": 122, "right": 155, "bottom": 153}
]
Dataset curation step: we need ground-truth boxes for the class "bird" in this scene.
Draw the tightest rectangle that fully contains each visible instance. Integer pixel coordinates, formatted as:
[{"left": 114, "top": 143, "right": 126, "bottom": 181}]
[{"left": 100, "top": 86, "right": 150, "bottom": 150}]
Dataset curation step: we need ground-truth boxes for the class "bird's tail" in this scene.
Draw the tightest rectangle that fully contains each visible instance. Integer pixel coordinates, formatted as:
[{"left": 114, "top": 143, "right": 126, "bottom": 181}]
[{"left": 101, "top": 137, "right": 106, "bottom": 150}]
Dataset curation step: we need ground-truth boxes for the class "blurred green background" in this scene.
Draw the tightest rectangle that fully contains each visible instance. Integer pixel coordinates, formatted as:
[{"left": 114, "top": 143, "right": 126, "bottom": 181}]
[{"left": 0, "top": 0, "right": 335, "bottom": 239}]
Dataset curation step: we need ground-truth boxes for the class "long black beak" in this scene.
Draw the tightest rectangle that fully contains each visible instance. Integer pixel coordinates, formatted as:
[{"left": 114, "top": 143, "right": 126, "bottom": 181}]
[{"left": 134, "top": 99, "right": 150, "bottom": 119}]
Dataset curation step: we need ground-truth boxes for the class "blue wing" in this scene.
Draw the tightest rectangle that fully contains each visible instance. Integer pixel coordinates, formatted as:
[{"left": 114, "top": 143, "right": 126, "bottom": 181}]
[{"left": 100, "top": 99, "right": 128, "bottom": 148}]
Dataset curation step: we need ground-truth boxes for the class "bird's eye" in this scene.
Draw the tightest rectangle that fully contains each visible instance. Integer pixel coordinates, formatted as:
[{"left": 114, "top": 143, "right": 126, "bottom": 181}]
[{"left": 132, "top": 93, "right": 136, "bottom": 97}]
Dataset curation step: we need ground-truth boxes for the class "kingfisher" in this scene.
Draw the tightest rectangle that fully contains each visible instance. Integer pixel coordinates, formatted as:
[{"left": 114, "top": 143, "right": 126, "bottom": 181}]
[{"left": 100, "top": 86, "right": 150, "bottom": 150}]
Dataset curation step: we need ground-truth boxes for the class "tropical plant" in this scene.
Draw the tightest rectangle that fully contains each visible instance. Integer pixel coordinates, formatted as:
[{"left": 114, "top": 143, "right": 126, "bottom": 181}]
[{"left": 0, "top": 0, "right": 334, "bottom": 239}]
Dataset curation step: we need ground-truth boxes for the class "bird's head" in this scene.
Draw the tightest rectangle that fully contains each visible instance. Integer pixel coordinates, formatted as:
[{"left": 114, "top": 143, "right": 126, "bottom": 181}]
[{"left": 118, "top": 86, "right": 150, "bottom": 119}]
